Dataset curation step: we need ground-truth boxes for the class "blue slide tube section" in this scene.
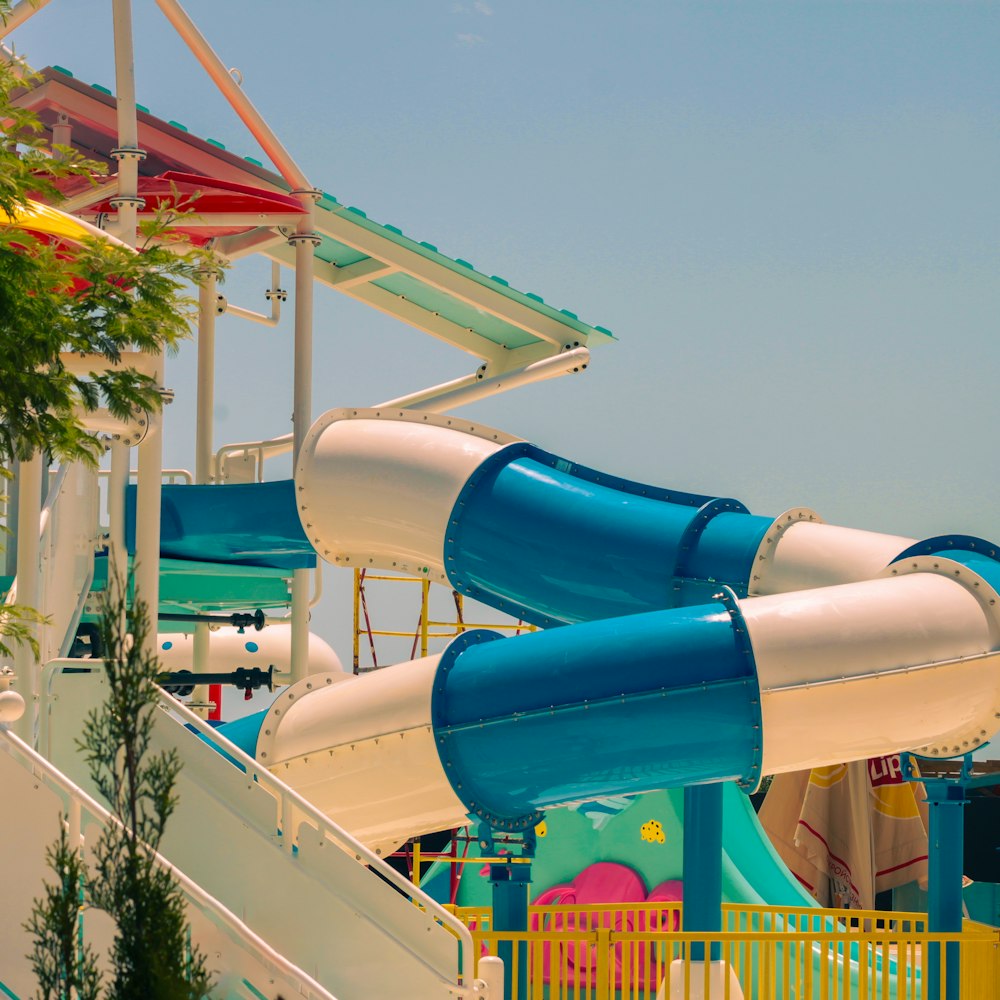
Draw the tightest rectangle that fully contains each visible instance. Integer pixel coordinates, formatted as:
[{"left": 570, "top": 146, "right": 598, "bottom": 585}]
[
  {"left": 443, "top": 443, "right": 773, "bottom": 627},
  {"left": 430, "top": 592, "right": 763, "bottom": 831}
]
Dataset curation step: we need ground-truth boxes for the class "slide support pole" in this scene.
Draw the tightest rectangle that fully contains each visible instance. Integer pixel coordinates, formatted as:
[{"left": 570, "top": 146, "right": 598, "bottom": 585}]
[
  {"left": 683, "top": 783, "right": 724, "bottom": 962},
  {"left": 926, "top": 776, "right": 966, "bottom": 1000},
  {"left": 482, "top": 824, "right": 533, "bottom": 1000}
]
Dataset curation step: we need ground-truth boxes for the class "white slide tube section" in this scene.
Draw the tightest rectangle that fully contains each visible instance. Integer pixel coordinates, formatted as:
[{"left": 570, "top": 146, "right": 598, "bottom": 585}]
[
  {"left": 752, "top": 559, "right": 1000, "bottom": 774},
  {"left": 751, "top": 513, "right": 916, "bottom": 595},
  {"left": 296, "top": 409, "right": 516, "bottom": 581},
  {"left": 256, "top": 654, "right": 469, "bottom": 853}
]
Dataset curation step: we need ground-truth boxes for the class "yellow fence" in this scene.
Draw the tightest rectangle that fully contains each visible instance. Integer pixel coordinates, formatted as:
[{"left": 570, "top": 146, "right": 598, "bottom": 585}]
[{"left": 447, "top": 903, "right": 1000, "bottom": 999}]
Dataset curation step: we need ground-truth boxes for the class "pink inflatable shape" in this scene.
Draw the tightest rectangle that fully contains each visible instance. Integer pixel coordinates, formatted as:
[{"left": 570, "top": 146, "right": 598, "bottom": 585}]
[
  {"left": 647, "top": 879, "right": 684, "bottom": 931},
  {"left": 531, "top": 862, "right": 652, "bottom": 985}
]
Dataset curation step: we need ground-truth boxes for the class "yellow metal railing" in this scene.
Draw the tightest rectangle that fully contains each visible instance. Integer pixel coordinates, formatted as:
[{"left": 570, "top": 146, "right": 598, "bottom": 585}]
[
  {"left": 445, "top": 903, "right": 1000, "bottom": 999},
  {"left": 352, "top": 568, "right": 537, "bottom": 670}
]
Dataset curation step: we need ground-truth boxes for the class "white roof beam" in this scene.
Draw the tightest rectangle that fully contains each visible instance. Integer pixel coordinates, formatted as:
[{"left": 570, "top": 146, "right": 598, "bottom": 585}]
[{"left": 315, "top": 211, "right": 572, "bottom": 347}]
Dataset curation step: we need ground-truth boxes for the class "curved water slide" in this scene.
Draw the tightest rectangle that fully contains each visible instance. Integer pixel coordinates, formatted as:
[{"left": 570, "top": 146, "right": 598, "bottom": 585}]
[{"left": 220, "top": 408, "right": 1000, "bottom": 868}]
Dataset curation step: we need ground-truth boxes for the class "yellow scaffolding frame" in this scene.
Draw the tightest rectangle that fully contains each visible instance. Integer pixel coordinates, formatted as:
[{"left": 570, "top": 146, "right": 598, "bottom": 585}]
[{"left": 352, "top": 567, "right": 537, "bottom": 672}]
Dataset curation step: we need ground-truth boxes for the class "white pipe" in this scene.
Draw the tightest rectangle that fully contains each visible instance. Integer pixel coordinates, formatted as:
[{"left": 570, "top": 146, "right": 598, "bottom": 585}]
[
  {"left": 153, "top": 0, "right": 313, "bottom": 191},
  {"left": 219, "top": 264, "right": 284, "bottom": 327},
  {"left": 289, "top": 569, "right": 311, "bottom": 686},
  {"left": 110, "top": 0, "right": 144, "bottom": 245},
  {"left": 288, "top": 200, "right": 318, "bottom": 683},
  {"left": 51, "top": 112, "right": 71, "bottom": 158},
  {"left": 106, "top": 441, "right": 129, "bottom": 598},
  {"left": 12, "top": 454, "right": 41, "bottom": 744},
  {"left": 76, "top": 406, "right": 148, "bottom": 446},
  {"left": 291, "top": 217, "right": 316, "bottom": 460},
  {"left": 214, "top": 432, "right": 292, "bottom": 483},
  {"left": 193, "top": 268, "right": 215, "bottom": 712},
  {"left": 196, "top": 270, "right": 217, "bottom": 484},
  {"left": 0, "top": 0, "right": 54, "bottom": 38},
  {"left": 59, "top": 179, "right": 120, "bottom": 214},
  {"left": 81, "top": 212, "right": 306, "bottom": 230},
  {"left": 214, "top": 227, "right": 287, "bottom": 260},
  {"left": 112, "top": 0, "right": 160, "bottom": 651},
  {"left": 379, "top": 347, "right": 590, "bottom": 413},
  {"left": 752, "top": 516, "right": 916, "bottom": 595},
  {"left": 133, "top": 396, "right": 165, "bottom": 655},
  {"left": 380, "top": 371, "right": 481, "bottom": 410},
  {"left": 36, "top": 462, "right": 70, "bottom": 542}
]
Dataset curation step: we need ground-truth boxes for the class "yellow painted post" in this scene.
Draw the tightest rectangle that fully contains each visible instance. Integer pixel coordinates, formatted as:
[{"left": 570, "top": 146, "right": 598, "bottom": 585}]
[
  {"left": 594, "top": 925, "right": 611, "bottom": 1000},
  {"left": 412, "top": 838, "right": 421, "bottom": 889},
  {"left": 352, "top": 567, "right": 361, "bottom": 672},
  {"left": 420, "top": 577, "right": 430, "bottom": 657}
]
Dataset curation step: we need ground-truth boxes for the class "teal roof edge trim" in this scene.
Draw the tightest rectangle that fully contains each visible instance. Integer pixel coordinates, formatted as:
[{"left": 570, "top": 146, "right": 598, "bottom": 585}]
[{"left": 316, "top": 193, "right": 615, "bottom": 346}]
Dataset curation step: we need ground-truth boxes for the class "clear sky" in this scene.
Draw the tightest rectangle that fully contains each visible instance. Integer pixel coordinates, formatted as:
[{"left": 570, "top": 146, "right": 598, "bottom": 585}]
[{"left": 9, "top": 2, "right": 1000, "bottom": 672}]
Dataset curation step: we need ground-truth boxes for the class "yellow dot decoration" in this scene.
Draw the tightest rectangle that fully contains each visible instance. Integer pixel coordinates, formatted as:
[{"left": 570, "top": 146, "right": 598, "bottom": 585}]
[
  {"left": 535, "top": 820, "right": 548, "bottom": 838},
  {"left": 641, "top": 819, "right": 665, "bottom": 844}
]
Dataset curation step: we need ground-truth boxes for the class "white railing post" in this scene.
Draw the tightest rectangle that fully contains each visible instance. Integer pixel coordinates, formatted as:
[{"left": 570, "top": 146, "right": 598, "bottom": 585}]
[{"left": 12, "top": 454, "right": 42, "bottom": 744}]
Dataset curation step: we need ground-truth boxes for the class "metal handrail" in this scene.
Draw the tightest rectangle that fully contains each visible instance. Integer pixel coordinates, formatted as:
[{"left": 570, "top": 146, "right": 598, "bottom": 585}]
[
  {"left": 214, "top": 433, "right": 293, "bottom": 483},
  {"left": 0, "top": 727, "right": 338, "bottom": 1000},
  {"left": 159, "top": 691, "right": 479, "bottom": 995}
]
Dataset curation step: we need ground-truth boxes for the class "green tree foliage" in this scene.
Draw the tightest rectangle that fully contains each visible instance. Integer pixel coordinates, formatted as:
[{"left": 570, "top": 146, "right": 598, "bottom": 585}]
[
  {"left": 26, "top": 582, "right": 214, "bottom": 998},
  {"left": 0, "top": 41, "right": 218, "bottom": 655},
  {"left": 24, "top": 823, "right": 102, "bottom": 1000},
  {"left": 82, "top": 585, "right": 213, "bottom": 998},
  {"left": 0, "top": 52, "right": 215, "bottom": 467}
]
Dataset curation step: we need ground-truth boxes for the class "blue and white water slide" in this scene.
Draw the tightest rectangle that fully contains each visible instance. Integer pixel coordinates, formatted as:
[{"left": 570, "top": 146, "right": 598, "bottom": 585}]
[{"left": 222, "top": 406, "right": 1000, "bottom": 864}]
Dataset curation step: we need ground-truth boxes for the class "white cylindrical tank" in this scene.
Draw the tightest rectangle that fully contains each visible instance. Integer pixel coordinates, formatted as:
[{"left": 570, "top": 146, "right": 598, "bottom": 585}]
[{"left": 156, "top": 624, "right": 345, "bottom": 680}]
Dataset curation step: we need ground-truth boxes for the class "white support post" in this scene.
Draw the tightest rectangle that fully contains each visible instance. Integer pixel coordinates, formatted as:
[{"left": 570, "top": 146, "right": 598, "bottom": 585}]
[
  {"left": 192, "top": 270, "right": 218, "bottom": 713},
  {"left": 106, "top": 441, "right": 129, "bottom": 598},
  {"left": 51, "top": 112, "right": 72, "bottom": 158},
  {"left": 12, "top": 454, "right": 42, "bottom": 745},
  {"left": 112, "top": 0, "right": 160, "bottom": 654},
  {"left": 196, "top": 269, "right": 218, "bottom": 486},
  {"left": 192, "top": 622, "right": 211, "bottom": 719},
  {"left": 110, "top": 0, "right": 145, "bottom": 245},
  {"left": 288, "top": 203, "right": 320, "bottom": 686}
]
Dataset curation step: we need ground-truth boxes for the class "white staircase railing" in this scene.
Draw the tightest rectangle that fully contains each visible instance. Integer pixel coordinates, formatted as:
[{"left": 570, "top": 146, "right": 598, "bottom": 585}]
[
  {"left": 40, "top": 661, "right": 480, "bottom": 1000},
  {"left": 0, "top": 726, "right": 339, "bottom": 1000}
]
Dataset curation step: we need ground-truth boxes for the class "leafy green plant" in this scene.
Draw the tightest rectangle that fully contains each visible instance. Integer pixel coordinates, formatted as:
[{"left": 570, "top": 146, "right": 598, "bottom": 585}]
[
  {"left": 0, "top": 42, "right": 219, "bottom": 660},
  {"left": 80, "top": 583, "right": 213, "bottom": 999},
  {"left": 24, "top": 823, "right": 102, "bottom": 1000},
  {"left": 27, "top": 581, "right": 214, "bottom": 999}
]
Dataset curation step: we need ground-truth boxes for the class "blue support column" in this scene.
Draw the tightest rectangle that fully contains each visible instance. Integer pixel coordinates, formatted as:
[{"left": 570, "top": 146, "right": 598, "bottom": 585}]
[
  {"left": 481, "top": 823, "right": 534, "bottom": 1000},
  {"left": 683, "top": 783, "right": 724, "bottom": 962},
  {"left": 490, "top": 861, "right": 531, "bottom": 999},
  {"left": 925, "top": 779, "right": 966, "bottom": 1000}
]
